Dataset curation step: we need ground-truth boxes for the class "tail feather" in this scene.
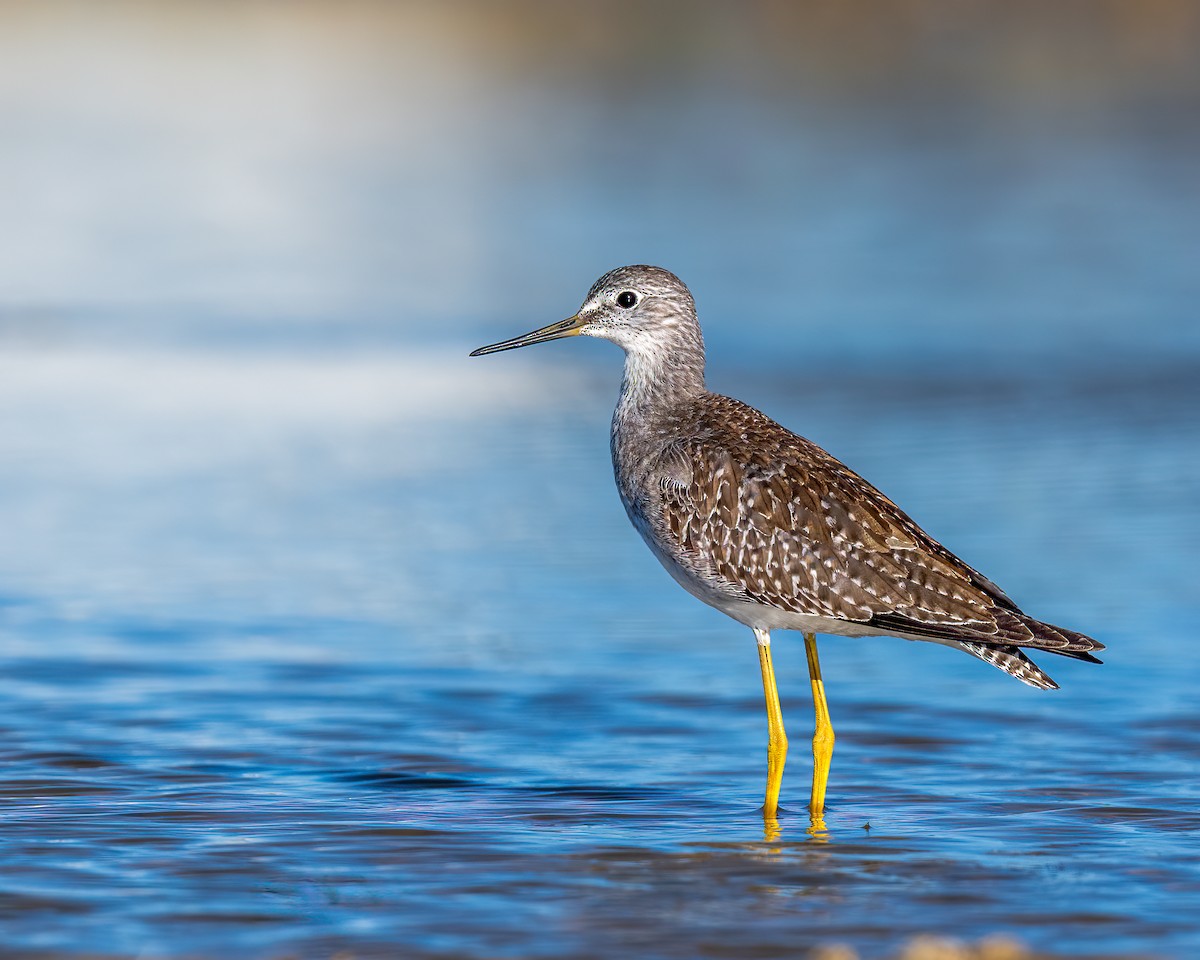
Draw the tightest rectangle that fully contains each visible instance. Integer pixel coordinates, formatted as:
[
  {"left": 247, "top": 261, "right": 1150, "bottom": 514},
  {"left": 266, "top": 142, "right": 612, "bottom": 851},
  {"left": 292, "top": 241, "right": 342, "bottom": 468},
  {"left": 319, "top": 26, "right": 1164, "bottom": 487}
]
[
  {"left": 1018, "top": 615, "right": 1105, "bottom": 658},
  {"left": 956, "top": 641, "right": 1059, "bottom": 690},
  {"left": 866, "top": 608, "right": 1104, "bottom": 689},
  {"left": 870, "top": 610, "right": 1105, "bottom": 660},
  {"left": 1052, "top": 647, "right": 1105, "bottom": 665}
]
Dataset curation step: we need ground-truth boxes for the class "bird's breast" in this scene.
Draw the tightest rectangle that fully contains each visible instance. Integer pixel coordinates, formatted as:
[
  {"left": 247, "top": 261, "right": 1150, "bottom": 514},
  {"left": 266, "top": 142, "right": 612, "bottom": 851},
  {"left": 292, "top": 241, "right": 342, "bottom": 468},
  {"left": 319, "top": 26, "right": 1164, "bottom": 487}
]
[
  {"left": 610, "top": 419, "right": 735, "bottom": 608},
  {"left": 610, "top": 421, "right": 671, "bottom": 540}
]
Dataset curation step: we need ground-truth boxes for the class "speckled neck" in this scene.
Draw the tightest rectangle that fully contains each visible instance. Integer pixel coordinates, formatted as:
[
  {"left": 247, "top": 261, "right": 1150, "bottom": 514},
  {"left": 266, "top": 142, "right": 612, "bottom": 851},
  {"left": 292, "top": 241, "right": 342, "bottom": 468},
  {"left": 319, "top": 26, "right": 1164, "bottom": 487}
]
[{"left": 613, "top": 314, "right": 707, "bottom": 429}]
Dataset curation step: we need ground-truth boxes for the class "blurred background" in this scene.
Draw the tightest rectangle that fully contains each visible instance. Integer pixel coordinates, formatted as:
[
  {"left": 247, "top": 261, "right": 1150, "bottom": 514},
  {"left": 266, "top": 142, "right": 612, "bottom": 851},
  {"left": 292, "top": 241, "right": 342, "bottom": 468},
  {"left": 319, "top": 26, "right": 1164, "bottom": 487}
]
[
  {"left": 1, "top": 0, "right": 1196, "bottom": 623},
  {"left": 1, "top": 2, "right": 1198, "bottom": 959}
]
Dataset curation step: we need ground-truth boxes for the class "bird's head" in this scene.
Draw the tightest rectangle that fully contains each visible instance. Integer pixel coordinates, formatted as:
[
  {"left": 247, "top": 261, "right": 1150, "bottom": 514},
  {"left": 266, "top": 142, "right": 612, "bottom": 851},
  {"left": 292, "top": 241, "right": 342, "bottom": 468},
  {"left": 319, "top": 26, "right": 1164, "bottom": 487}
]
[{"left": 469, "top": 265, "right": 702, "bottom": 360}]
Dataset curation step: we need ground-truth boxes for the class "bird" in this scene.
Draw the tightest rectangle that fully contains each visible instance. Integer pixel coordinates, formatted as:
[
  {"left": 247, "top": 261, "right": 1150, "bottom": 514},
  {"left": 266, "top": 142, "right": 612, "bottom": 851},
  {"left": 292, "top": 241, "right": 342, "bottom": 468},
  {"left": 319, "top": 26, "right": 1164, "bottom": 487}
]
[{"left": 469, "top": 265, "right": 1103, "bottom": 823}]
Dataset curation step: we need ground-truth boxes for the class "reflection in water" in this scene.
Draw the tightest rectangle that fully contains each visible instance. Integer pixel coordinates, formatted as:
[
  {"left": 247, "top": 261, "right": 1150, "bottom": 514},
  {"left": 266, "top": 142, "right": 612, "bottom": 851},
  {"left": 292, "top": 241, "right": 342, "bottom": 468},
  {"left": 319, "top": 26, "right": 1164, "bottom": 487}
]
[{"left": 760, "top": 813, "right": 832, "bottom": 844}]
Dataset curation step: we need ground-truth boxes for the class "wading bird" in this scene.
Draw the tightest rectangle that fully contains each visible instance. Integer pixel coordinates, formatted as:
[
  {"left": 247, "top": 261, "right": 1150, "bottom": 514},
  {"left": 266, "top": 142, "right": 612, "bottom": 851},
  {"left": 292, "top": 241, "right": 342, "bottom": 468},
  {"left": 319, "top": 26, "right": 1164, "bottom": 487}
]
[{"left": 470, "top": 265, "right": 1103, "bottom": 823}]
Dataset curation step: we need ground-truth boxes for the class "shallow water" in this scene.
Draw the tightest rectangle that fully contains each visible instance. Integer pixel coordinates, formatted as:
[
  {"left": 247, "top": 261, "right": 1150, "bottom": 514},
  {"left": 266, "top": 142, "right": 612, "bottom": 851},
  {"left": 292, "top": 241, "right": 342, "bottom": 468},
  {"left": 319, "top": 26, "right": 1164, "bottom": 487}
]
[
  {"left": 3, "top": 4, "right": 1200, "bottom": 958},
  {"left": 1, "top": 340, "right": 1196, "bottom": 959}
]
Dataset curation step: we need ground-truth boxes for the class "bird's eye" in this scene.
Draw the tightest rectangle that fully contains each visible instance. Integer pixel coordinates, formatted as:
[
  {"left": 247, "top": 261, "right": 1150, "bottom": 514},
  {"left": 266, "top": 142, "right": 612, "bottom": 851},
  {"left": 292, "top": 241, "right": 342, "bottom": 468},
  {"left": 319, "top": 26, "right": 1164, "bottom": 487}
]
[{"left": 616, "top": 291, "right": 638, "bottom": 309}]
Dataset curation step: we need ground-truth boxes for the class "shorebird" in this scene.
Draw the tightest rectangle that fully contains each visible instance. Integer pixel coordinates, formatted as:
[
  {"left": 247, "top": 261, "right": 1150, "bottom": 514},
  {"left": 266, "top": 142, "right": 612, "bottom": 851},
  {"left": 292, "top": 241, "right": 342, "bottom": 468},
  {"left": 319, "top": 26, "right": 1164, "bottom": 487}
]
[{"left": 470, "top": 265, "right": 1103, "bottom": 821}]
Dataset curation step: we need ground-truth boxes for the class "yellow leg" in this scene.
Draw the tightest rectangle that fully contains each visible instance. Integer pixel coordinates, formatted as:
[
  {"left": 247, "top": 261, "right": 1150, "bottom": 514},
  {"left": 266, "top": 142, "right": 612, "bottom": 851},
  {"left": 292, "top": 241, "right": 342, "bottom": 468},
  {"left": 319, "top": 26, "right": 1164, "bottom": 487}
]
[
  {"left": 754, "top": 627, "right": 788, "bottom": 818},
  {"left": 804, "top": 632, "right": 835, "bottom": 818}
]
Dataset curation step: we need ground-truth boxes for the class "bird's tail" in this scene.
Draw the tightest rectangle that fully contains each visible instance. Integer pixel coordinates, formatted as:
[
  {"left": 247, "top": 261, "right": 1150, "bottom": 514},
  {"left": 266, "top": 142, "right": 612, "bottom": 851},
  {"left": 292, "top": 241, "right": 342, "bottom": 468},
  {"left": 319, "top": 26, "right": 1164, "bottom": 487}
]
[
  {"left": 957, "top": 616, "right": 1104, "bottom": 690},
  {"left": 1016, "top": 615, "right": 1105, "bottom": 662},
  {"left": 871, "top": 610, "right": 1104, "bottom": 688},
  {"left": 956, "top": 641, "right": 1061, "bottom": 690}
]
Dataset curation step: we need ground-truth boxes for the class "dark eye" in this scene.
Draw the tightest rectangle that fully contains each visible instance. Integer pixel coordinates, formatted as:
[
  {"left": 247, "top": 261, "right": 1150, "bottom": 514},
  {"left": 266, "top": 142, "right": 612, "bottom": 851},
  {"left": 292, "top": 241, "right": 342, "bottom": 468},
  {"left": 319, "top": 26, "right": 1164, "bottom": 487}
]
[{"left": 616, "top": 291, "right": 638, "bottom": 309}]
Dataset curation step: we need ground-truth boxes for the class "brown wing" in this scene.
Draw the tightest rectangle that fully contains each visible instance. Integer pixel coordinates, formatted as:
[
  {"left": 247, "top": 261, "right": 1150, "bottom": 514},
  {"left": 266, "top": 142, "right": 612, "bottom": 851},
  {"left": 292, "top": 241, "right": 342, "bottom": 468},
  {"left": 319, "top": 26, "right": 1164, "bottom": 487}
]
[{"left": 655, "top": 395, "right": 1103, "bottom": 656}]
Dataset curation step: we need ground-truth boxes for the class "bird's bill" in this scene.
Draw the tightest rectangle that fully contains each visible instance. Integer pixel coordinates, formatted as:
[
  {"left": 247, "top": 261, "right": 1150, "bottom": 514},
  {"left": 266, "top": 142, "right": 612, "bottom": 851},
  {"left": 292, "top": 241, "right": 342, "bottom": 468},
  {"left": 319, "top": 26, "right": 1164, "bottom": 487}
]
[{"left": 469, "top": 315, "right": 587, "bottom": 356}]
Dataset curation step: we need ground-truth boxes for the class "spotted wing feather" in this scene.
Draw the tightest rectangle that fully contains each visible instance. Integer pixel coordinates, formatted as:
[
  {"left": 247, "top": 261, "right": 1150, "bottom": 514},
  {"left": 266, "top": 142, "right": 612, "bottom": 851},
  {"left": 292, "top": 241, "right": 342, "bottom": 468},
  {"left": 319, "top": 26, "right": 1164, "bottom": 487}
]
[{"left": 655, "top": 395, "right": 1104, "bottom": 667}]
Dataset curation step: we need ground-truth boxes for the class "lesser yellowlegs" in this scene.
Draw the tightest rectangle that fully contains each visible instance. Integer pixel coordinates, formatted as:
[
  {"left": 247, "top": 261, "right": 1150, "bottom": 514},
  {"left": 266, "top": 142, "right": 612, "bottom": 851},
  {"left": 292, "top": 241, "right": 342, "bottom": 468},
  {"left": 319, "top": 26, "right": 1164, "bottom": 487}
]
[{"left": 470, "top": 265, "right": 1103, "bottom": 821}]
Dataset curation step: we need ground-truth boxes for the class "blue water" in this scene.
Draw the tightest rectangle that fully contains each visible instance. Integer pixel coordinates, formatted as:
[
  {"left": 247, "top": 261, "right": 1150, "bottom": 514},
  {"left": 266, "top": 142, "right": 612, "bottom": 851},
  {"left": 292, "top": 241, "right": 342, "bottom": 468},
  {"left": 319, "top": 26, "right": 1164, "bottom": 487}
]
[
  {"left": 2, "top": 5, "right": 1199, "bottom": 959},
  {"left": 2, "top": 340, "right": 1196, "bottom": 958}
]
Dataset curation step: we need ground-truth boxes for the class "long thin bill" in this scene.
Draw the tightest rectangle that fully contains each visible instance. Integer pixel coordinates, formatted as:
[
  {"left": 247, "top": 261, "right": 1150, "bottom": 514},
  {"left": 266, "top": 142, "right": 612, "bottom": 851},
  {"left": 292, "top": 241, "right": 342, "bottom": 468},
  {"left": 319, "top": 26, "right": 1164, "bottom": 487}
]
[{"left": 469, "top": 316, "right": 586, "bottom": 356}]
